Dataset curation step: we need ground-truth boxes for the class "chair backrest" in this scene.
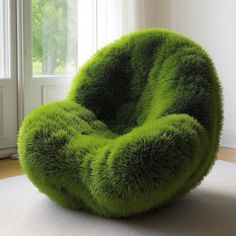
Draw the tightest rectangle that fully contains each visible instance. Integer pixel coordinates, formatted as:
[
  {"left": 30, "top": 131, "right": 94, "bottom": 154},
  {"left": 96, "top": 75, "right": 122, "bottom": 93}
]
[{"left": 68, "top": 29, "right": 222, "bottom": 136}]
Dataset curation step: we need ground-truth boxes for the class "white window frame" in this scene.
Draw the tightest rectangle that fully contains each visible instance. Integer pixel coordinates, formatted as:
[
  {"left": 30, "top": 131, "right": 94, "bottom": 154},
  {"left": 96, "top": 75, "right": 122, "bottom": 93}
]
[
  {"left": 0, "top": 0, "right": 11, "bottom": 79},
  {"left": 17, "top": 0, "right": 32, "bottom": 124},
  {"left": 16, "top": 0, "right": 98, "bottom": 123},
  {"left": 0, "top": 0, "right": 18, "bottom": 156}
]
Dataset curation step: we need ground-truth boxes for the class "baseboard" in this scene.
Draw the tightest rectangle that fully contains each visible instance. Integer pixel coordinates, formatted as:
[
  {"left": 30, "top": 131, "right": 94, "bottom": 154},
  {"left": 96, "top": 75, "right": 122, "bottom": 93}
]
[
  {"left": 220, "top": 130, "right": 236, "bottom": 149},
  {"left": 0, "top": 147, "right": 17, "bottom": 159}
]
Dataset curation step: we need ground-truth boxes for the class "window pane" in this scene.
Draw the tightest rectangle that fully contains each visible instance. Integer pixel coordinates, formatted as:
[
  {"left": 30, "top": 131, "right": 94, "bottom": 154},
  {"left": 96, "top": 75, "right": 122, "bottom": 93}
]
[
  {"left": 32, "top": 0, "right": 78, "bottom": 76},
  {"left": 0, "top": 0, "right": 11, "bottom": 79}
]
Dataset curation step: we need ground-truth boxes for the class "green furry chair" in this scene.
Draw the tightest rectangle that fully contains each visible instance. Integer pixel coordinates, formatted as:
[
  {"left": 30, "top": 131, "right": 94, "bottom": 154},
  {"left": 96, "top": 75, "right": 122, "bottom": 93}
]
[{"left": 18, "top": 29, "right": 222, "bottom": 218}]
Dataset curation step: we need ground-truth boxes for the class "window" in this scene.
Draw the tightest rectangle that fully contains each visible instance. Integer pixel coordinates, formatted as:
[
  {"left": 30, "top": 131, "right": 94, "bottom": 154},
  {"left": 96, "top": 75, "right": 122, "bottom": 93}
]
[
  {"left": 32, "top": 0, "right": 78, "bottom": 76},
  {"left": 0, "top": 0, "right": 11, "bottom": 79}
]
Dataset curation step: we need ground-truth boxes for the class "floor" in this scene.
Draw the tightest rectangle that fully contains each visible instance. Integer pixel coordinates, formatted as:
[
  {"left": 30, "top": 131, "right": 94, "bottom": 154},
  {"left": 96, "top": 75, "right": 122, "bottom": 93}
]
[
  {"left": 0, "top": 157, "right": 24, "bottom": 179},
  {"left": 218, "top": 147, "right": 236, "bottom": 163},
  {"left": 2, "top": 160, "right": 236, "bottom": 236},
  {"left": 0, "top": 147, "right": 235, "bottom": 180}
]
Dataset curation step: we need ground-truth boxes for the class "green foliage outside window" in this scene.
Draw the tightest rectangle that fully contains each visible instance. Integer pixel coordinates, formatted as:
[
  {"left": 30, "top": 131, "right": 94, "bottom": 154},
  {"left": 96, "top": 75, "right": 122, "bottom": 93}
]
[{"left": 32, "top": 0, "right": 78, "bottom": 75}]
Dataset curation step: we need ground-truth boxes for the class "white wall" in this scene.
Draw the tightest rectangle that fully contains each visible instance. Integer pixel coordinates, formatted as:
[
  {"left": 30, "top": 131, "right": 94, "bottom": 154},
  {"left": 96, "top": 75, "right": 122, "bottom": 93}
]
[
  {"left": 95, "top": 0, "right": 158, "bottom": 49},
  {"left": 156, "top": 0, "right": 236, "bottom": 148}
]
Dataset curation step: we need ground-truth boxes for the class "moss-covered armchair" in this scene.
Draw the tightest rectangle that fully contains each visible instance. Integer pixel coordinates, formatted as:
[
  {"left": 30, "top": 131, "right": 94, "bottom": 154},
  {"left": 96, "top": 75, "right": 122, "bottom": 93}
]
[{"left": 18, "top": 29, "right": 222, "bottom": 218}]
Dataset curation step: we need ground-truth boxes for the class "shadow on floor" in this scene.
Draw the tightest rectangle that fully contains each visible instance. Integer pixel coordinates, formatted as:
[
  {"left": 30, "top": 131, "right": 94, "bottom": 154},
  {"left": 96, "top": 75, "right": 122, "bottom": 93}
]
[{"left": 125, "top": 189, "right": 236, "bottom": 236}]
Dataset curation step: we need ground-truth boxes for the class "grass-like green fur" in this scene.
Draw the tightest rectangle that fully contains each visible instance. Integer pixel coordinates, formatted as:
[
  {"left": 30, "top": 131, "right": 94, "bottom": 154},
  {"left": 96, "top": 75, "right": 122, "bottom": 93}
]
[{"left": 18, "top": 28, "right": 223, "bottom": 218}]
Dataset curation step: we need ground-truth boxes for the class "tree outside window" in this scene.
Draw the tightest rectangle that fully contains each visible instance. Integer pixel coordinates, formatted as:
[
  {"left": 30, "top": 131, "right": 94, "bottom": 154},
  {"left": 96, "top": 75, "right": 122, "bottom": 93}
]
[{"left": 32, "top": 0, "right": 78, "bottom": 76}]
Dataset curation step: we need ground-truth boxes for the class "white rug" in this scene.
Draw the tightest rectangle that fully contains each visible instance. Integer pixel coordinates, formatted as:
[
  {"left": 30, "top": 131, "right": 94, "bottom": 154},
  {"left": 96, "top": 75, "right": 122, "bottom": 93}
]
[{"left": 0, "top": 160, "right": 236, "bottom": 236}]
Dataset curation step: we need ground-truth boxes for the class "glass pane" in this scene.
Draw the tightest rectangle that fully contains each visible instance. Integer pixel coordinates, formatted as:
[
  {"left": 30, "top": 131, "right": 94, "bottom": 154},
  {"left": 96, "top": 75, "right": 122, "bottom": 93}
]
[
  {"left": 32, "top": 0, "right": 78, "bottom": 76},
  {"left": 0, "top": 0, "right": 11, "bottom": 79}
]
